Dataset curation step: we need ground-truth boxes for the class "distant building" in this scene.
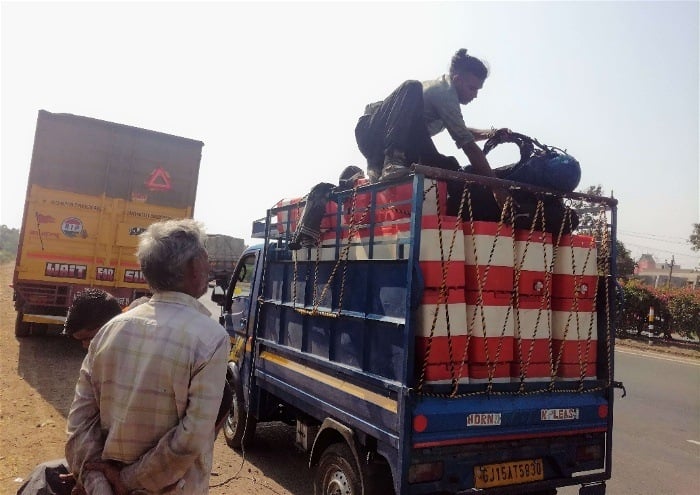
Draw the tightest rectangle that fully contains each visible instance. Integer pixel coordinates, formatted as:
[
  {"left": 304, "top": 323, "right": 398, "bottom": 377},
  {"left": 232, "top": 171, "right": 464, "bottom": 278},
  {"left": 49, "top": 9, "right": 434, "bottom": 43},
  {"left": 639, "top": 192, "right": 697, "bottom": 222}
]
[{"left": 634, "top": 254, "right": 699, "bottom": 289}]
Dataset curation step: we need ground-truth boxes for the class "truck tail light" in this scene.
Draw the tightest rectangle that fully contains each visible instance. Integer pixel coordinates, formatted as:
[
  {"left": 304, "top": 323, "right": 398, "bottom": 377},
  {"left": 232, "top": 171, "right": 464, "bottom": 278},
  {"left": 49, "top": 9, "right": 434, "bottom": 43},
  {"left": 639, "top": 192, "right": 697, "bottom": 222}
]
[
  {"left": 413, "top": 414, "right": 428, "bottom": 432},
  {"left": 408, "top": 461, "right": 444, "bottom": 484},
  {"left": 576, "top": 444, "right": 603, "bottom": 463}
]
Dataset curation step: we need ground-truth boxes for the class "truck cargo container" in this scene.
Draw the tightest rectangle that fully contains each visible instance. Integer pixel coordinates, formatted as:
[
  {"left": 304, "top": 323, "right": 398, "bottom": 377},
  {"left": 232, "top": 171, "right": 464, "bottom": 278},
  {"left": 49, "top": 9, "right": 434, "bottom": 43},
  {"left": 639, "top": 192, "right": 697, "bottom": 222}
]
[
  {"left": 205, "top": 234, "right": 245, "bottom": 286},
  {"left": 13, "top": 110, "right": 202, "bottom": 336}
]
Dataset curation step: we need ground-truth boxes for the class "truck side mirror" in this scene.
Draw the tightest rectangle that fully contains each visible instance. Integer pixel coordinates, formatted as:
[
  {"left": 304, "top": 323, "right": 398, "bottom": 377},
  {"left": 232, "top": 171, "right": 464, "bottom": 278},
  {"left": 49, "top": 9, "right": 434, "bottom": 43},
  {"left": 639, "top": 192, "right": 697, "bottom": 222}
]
[{"left": 211, "top": 285, "right": 226, "bottom": 306}]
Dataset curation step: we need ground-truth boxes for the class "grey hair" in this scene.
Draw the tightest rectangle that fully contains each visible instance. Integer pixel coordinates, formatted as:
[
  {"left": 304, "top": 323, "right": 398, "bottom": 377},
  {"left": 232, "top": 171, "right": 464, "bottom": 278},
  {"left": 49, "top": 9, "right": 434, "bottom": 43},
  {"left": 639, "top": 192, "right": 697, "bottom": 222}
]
[{"left": 137, "top": 219, "right": 207, "bottom": 292}]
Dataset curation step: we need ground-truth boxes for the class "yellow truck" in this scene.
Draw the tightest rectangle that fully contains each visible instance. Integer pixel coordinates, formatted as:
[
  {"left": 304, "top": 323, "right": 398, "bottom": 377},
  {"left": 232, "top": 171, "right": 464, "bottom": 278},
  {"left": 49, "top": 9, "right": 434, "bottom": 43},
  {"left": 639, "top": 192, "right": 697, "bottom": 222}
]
[{"left": 13, "top": 110, "right": 203, "bottom": 337}]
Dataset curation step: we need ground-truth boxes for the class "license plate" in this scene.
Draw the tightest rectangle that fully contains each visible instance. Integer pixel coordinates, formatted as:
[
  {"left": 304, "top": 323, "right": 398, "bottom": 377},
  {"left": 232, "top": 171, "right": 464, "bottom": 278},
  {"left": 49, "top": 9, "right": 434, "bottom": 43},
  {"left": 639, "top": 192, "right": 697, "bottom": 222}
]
[{"left": 474, "top": 458, "right": 544, "bottom": 489}]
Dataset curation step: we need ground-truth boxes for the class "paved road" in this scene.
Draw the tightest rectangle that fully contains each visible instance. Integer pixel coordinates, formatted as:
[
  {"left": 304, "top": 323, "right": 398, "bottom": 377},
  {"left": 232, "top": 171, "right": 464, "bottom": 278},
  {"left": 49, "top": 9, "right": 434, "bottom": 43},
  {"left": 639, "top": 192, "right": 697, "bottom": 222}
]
[
  {"left": 202, "top": 287, "right": 223, "bottom": 319},
  {"left": 203, "top": 290, "right": 700, "bottom": 494},
  {"left": 566, "top": 348, "right": 699, "bottom": 495},
  {"left": 515, "top": 347, "right": 699, "bottom": 495}
]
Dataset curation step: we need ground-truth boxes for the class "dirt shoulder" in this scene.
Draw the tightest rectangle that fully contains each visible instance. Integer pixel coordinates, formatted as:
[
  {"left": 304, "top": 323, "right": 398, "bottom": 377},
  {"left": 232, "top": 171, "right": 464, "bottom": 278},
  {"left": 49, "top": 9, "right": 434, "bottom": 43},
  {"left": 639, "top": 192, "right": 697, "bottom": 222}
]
[{"left": 615, "top": 334, "right": 700, "bottom": 360}]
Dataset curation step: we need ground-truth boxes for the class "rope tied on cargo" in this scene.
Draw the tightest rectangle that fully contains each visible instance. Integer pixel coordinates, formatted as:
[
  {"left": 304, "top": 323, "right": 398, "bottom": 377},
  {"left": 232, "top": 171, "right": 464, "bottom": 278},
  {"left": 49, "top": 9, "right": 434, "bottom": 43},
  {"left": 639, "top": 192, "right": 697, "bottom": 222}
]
[
  {"left": 598, "top": 205, "right": 614, "bottom": 389},
  {"left": 464, "top": 183, "right": 516, "bottom": 394},
  {"left": 448, "top": 183, "right": 473, "bottom": 396},
  {"left": 434, "top": 184, "right": 459, "bottom": 390},
  {"left": 417, "top": 181, "right": 464, "bottom": 392},
  {"left": 512, "top": 198, "right": 553, "bottom": 391},
  {"left": 415, "top": 183, "right": 616, "bottom": 399},
  {"left": 546, "top": 205, "right": 599, "bottom": 392},
  {"left": 293, "top": 181, "right": 363, "bottom": 318}
]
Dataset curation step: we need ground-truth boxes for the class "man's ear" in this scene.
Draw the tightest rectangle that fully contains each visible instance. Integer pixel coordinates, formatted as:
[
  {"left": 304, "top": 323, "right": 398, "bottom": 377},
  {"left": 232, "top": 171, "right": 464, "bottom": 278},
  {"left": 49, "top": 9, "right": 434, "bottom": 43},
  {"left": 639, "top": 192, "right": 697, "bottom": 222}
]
[{"left": 181, "top": 257, "right": 196, "bottom": 287}]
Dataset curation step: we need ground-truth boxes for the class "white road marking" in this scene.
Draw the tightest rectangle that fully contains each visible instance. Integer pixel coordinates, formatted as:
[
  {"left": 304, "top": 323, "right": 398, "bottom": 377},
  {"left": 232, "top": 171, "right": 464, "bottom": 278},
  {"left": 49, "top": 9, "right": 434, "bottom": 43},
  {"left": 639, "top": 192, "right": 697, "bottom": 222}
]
[
  {"left": 615, "top": 347, "right": 700, "bottom": 366},
  {"left": 687, "top": 440, "right": 700, "bottom": 446}
]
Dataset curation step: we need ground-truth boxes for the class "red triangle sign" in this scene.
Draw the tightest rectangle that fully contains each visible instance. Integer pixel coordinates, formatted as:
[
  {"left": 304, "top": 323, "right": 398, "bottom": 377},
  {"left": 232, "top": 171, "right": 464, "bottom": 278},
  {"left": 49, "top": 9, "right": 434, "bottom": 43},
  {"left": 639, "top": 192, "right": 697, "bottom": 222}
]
[{"left": 145, "top": 167, "right": 172, "bottom": 191}]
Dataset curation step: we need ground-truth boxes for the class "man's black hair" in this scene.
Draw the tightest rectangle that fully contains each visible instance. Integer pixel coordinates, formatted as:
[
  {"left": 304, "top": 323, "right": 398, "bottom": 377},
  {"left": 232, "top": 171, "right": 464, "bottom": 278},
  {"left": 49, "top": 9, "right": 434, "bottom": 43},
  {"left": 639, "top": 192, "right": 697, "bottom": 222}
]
[{"left": 64, "top": 288, "right": 122, "bottom": 336}]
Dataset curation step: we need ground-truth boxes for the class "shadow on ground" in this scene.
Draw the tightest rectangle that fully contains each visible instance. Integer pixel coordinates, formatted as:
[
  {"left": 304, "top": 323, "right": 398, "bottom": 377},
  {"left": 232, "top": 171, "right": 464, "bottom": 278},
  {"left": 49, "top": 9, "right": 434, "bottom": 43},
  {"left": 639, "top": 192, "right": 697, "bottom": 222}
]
[
  {"left": 17, "top": 334, "right": 86, "bottom": 417},
  {"left": 211, "top": 422, "right": 312, "bottom": 495}
]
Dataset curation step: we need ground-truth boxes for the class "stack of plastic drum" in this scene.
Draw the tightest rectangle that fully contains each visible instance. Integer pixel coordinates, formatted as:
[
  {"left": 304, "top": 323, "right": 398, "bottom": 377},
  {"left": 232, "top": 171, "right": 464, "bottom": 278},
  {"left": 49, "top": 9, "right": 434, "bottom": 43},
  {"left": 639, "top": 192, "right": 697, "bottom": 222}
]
[
  {"left": 512, "top": 230, "right": 554, "bottom": 381},
  {"left": 275, "top": 197, "right": 338, "bottom": 235},
  {"left": 463, "top": 221, "right": 515, "bottom": 383},
  {"left": 341, "top": 178, "right": 448, "bottom": 226},
  {"left": 324, "top": 178, "right": 468, "bottom": 386},
  {"left": 342, "top": 178, "right": 373, "bottom": 225},
  {"left": 376, "top": 179, "right": 448, "bottom": 222},
  {"left": 391, "top": 182, "right": 467, "bottom": 385},
  {"left": 416, "top": 285, "right": 468, "bottom": 385},
  {"left": 414, "top": 215, "right": 466, "bottom": 384},
  {"left": 552, "top": 234, "right": 599, "bottom": 380},
  {"left": 275, "top": 197, "right": 304, "bottom": 234}
]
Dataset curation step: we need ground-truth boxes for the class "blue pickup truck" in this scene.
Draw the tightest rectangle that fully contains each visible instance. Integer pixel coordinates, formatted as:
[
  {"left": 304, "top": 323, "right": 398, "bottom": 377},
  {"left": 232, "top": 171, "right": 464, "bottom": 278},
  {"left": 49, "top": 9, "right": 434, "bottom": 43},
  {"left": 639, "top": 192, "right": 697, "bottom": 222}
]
[{"left": 213, "top": 166, "right": 621, "bottom": 495}]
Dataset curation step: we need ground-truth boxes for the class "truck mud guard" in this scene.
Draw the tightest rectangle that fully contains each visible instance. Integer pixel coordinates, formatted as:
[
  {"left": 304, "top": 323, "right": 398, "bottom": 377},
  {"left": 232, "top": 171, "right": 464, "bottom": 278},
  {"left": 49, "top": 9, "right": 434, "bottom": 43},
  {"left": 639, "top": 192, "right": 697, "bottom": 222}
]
[{"left": 309, "top": 417, "right": 359, "bottom": 469}]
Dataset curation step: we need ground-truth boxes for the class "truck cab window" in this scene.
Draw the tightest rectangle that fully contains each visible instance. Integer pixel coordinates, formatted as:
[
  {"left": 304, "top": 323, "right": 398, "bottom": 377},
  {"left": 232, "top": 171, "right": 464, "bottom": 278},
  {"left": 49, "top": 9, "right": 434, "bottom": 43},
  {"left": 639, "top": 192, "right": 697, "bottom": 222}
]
[
  {"left": 224, "top": 254, "right": 256, "bottom": 335},
  {"left": 231, "top": 256, "right": 254, "bottom": 298}
]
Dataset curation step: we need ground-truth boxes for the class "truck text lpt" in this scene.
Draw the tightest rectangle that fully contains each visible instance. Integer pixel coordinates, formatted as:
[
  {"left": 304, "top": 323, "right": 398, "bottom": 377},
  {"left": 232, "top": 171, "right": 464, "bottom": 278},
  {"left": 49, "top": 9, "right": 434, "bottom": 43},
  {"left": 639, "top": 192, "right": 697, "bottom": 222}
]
[
  {"left": 215, "top": 166, "right": 621, "bottom": 495},
  {"left": 13, "top": 110, "right": 202, "bottom": 336}
]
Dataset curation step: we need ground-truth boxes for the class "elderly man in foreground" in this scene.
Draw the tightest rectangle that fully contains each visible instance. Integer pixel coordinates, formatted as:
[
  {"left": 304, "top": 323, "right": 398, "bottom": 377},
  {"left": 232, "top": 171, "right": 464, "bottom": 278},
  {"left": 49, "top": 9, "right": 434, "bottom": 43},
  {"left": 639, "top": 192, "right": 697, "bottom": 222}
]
[{"left": 65, "top": 219, "right": 229, "bottom": 494}]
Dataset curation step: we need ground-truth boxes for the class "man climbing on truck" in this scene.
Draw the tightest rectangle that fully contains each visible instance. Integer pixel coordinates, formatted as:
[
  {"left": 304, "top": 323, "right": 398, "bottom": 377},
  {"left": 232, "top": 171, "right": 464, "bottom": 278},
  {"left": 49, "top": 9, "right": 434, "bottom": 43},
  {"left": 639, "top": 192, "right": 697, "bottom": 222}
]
[
  {"left": 354, "top": 48, "right": 582, "bottom": 225},
  {"left": 354, "top": 48, "right": 508, "bottom": 188}
]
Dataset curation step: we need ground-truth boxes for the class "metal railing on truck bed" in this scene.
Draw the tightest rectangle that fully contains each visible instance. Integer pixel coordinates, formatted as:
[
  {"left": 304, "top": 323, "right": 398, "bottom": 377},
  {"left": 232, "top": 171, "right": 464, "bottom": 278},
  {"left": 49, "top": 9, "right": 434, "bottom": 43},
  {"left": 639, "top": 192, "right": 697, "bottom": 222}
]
[{"left": 250, "top": 165, "right": 619, "bottom": 494}]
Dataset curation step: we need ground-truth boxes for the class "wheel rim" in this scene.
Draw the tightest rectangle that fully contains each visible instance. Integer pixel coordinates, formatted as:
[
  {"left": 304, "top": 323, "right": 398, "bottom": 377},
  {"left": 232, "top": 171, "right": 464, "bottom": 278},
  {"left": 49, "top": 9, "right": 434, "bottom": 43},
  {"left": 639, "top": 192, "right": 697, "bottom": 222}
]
[{"left": 325, "top": 468, "right": 351, "bottom": 495}]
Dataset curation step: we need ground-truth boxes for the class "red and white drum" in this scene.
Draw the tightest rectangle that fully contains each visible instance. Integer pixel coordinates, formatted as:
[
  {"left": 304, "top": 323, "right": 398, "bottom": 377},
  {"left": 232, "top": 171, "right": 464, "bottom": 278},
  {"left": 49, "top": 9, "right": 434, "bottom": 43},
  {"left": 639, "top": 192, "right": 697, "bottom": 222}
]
[
  {"left": 415, "top": 287, "right": 469, "bottom": 384},
  {"left": 463, "top": 221, "right": 514, "bottom": 293},
  {"left": 553, "top": 234, "right": 598, "bottom": 300}
]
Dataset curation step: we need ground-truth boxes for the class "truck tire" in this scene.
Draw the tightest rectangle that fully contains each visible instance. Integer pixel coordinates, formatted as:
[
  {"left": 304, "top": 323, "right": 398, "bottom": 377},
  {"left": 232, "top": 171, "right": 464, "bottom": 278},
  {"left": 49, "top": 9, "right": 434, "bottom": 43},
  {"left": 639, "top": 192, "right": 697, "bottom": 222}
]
[
  {"left": 223, "top": 380, "right": 257, "bottom": 450},
  {"left": 15, "top": 312, "right": 31, "bottom": 338},
  {"left": 314, "top": 443, "right": 361, "bottom": 495},
  {"left": 313, "top": 442, "right": 394, "bottom": 495}
]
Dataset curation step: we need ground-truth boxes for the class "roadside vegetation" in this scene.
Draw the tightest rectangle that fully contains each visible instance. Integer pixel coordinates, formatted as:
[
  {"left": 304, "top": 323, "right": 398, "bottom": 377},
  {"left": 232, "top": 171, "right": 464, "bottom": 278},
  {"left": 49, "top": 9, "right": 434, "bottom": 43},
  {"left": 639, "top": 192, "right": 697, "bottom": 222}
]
[
  {"left": 690, "top": 223, "right": 700, "bottom": 251},
  {"left": 571, "top": 186, "right": 699, "bottom": 344},
  {"left": 0, "top": 225, "right": 19, "bottom": 263},
  {"left": 617, "top": 279, "right": 700, "bottom": 341}
]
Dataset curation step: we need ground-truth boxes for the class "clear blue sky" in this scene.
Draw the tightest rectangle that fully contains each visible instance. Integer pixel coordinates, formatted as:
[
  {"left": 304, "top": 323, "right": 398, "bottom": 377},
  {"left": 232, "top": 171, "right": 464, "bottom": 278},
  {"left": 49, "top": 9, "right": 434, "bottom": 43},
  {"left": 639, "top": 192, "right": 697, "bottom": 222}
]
[{"left": 1, "top": 1, "right": 698, "bottom": 268}]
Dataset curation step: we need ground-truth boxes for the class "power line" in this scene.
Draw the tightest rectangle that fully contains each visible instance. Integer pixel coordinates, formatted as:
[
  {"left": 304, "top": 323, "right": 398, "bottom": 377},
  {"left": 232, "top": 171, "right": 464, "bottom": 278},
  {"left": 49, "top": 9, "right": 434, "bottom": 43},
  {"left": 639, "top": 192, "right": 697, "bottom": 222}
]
[
  {"left": 619, "top": 240, "right": 697, "bottom": 258},
  {"left": 622, "top": 241, "right": 696, "bottom": 257},
  {"left": 619, "top": 235, "right": 700, "bottom": 257},
  {"left": 622, "top": 242, "right": 699, "bottom": 265},
  {"left": 618, "top": 230, "right": 690, "bottom": 243}
]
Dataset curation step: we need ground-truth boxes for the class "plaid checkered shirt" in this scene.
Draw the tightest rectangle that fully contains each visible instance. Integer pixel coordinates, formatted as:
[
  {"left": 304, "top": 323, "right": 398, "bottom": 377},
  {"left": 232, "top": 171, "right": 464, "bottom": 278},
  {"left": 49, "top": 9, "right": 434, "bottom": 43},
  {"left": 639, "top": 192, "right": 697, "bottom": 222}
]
[{"left": 65, "top": 291, "right": 229, "bottom": 494}]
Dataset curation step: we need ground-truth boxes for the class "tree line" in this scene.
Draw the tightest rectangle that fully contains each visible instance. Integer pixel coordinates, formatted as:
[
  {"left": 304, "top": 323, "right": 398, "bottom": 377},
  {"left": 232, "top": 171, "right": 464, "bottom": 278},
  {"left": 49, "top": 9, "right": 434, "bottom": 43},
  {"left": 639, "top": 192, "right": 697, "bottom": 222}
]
[
  {"left": 574, "top": 186, "right": 699, "bottom": 341},
  {"left": 0, "top": 225, "right": 20, "bottom": 263}
]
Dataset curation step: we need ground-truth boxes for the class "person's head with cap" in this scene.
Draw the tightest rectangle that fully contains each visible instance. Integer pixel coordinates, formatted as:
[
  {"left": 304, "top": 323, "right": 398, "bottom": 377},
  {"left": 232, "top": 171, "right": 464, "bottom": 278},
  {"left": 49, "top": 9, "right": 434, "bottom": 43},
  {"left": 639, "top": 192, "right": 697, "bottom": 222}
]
[{"left": 64, "top": 288, "right": 122, "bottom": 348}]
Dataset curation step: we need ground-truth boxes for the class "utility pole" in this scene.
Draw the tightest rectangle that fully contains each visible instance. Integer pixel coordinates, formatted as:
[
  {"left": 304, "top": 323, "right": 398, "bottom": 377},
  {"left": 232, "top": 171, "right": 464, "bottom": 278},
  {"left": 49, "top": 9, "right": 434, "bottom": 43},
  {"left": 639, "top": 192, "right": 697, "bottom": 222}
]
[{"left": 667, "top": 255, "right": 675, "bottom": 289}]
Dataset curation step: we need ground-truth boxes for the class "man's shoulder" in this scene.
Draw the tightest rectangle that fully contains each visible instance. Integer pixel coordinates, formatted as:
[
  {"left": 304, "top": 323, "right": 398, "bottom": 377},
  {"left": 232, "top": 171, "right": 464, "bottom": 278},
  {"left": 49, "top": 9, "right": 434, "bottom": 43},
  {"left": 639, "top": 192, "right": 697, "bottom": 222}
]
[
  {"left": 182, "top": 307, "right": 228, "bottom": 344},
  {"left": 108, "top": 297, "right": 226, "bottom": 343},
  {"left": 423, "top": 75, "right": 458, "bottom": 108},
  {"left": 197, "top": 313, "right": 228, "bottom": 334},
  {"left": 422, "top": 74, "right": 450, "bottom": 92}
]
